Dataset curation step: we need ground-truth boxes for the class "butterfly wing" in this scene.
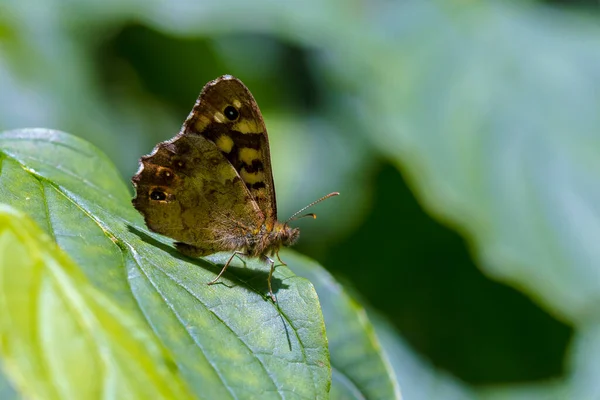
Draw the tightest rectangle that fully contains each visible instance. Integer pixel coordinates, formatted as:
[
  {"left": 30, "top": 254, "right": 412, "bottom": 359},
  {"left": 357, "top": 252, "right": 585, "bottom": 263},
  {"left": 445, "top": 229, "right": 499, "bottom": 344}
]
[
  {"left": 183, "top": 75, "right": 278, "bottom": 228},
  {"left": 132, "top": 132, "right": 263, "bottom": 256}
]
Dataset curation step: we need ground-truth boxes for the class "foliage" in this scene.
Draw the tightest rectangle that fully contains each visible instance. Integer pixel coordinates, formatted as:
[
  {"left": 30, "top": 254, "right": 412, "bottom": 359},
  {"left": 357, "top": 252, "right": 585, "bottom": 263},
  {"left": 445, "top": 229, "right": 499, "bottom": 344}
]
[
  {"left": 1, "top": 0, "right": 600, "bottom": 398},
  {"left": 0, "top": 129, "right": 400, "bottom": 399}
]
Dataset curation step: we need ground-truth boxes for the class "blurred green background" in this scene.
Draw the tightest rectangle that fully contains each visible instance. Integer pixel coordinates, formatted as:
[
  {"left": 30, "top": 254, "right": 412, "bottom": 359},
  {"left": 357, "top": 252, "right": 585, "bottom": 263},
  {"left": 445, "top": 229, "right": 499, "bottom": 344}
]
[{"left": 2, "top": 0, "right": 600, "bottom": 397}]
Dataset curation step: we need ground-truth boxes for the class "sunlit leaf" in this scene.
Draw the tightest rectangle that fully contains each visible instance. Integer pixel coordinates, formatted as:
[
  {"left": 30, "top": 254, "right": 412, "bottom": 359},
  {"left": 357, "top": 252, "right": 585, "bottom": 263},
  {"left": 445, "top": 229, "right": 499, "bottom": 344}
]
[
  {"left": 287, "top": 252, "right": 400, "bottom": 400},
  {"left": 0, "top": 129, "right": 330, "bottom": 399},
  {"left": 0, "top": 204, "right": 193, "bottom": 399}
]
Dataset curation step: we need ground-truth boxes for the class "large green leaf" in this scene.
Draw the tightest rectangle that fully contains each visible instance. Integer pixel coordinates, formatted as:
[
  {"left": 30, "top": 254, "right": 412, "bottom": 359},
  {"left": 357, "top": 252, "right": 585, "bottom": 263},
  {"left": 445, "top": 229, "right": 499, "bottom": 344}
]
[
  {"left": 83, "top": 0, "right": 600, "bottom": 324},
  {"left": 0, "top": 204, "right": 193, "bottom": 399},
  {"left": 358, "top": 1, "right": 600, "bottom": 323},
  {"left": 0, "top": 129, "right": 330, "bottom": 399},
  {"left": 3, "top": 0, "right": 599, "bottom": 324},
  {"left": 287, "top": 252, "right": 400, "bottom": 400},
  {"left": 567, "top": 320, "right": 600, "bottom": 399},
  {"left": 4, "top": 0, "right": 598, "bottom": 397}
]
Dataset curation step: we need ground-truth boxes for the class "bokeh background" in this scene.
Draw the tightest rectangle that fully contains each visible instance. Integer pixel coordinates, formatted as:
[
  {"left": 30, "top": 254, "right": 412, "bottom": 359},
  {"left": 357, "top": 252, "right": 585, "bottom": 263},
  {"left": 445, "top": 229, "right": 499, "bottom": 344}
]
[{"left": 2, "top": 0, "right": 600, "bottom": 397}]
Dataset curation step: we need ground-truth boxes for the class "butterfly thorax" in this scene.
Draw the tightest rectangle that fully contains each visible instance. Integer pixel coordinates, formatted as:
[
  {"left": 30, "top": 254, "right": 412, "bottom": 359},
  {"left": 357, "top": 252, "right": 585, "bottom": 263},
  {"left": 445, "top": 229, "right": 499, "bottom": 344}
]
[{"left": 243, "top": 221, "right": 300, "bottom": 257}]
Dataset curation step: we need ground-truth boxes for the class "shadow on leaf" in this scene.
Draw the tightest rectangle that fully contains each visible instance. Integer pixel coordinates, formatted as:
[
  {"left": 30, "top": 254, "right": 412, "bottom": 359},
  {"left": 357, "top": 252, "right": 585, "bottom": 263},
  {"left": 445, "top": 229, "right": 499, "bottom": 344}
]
[{"left": 127, "top": 224, "right": 289, "bottom": 299}]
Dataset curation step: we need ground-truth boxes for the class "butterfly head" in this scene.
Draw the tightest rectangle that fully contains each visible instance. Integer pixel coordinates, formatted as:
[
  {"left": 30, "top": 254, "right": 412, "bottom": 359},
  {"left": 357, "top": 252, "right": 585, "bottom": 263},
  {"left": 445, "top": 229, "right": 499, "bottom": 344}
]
[
  {"left": 271, "top": 222, "right": 300, "bottom": 248},
  {"left": 267, "top": 192, "right": 340, "bottom": 251}
]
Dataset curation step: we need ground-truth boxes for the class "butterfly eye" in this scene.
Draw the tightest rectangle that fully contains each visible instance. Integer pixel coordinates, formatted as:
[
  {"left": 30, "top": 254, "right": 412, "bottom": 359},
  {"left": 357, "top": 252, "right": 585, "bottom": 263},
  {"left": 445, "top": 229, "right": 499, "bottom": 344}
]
[{"left": 224, "top": 105, "right": 239, "bottom": 121}]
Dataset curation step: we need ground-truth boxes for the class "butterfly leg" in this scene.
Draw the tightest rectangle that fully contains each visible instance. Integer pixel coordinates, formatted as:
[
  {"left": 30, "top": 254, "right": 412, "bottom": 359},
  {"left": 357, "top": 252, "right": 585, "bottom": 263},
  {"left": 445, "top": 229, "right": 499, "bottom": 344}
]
[
  {"left": 208, "top": 251, "right": 246, "bottom": 286},
  {"left": 275, "top": 251, "right": 287, "bottom": 267},
  {"left": 264, "top": 255, "right": 277, "bottom": 302}
]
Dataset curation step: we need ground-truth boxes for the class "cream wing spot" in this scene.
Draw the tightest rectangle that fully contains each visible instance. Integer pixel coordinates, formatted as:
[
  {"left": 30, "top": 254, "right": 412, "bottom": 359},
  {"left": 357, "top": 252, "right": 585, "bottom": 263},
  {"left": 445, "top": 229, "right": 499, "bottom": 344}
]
[
  {"left": 214, "top": 112, "right": 226, "bottom": 123},
  {"left": 215, "top": 135, "right": 234, "bottom": 153},
  {"left": 240, "top": 169, "right": 264, "bottom": 184},
  {"left": 232, "top": 119, "right": 261, "bottom": 134},
  {"left": 239, "top": 147, "right": 260, "bottom": 165}
]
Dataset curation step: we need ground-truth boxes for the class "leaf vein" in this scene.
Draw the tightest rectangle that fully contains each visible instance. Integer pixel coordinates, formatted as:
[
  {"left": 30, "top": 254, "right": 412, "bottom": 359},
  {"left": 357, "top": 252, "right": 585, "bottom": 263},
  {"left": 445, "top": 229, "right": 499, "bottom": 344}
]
[
  {"left": 133, "top": 248, "right": 285, "bottom": 398},
  {"left": 127, "top": 246, "right": 239, "bottom": 400}
]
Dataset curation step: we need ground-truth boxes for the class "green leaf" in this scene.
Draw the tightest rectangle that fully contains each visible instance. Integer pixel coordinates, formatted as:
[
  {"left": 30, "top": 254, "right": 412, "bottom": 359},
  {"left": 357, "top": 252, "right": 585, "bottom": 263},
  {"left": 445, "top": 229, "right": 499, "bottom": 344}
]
[
  {"left": 358, "top": 1, "right": 600, "bottom": 323},
  {"left": 567, "top": 320, "right": 600, "bottom": 399},
  {"left": 0, "top": 364, "right": 19, "bottom": 400},
  {"left": 0, "top": 129, "right": 330, "bottom": 399},
  {"left": 4, "top": 0, "right": 599, "bottom": 326},
  {"left": 0, "top": 204, "right": 193, "bottom": 399},
  {"left": 287, "top": 252, "right": 400, "bottom": 400}
]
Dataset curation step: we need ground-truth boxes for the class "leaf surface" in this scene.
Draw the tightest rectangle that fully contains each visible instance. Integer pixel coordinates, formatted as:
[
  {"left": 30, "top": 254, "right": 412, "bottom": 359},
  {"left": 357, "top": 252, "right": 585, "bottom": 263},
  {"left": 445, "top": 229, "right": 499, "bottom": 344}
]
[{"left": 0, "top": 129, "right": 330, "bottom": 399}]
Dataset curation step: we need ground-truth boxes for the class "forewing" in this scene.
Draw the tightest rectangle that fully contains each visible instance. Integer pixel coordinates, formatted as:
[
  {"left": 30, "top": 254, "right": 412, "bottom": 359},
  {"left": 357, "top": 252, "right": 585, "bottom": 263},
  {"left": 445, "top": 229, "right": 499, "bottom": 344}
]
[
  {"left": 183, "top": 75, "right": 278, "bottom": 228},
  {"left": 132, "top": 133, "right": 263, "bottom": 255}
]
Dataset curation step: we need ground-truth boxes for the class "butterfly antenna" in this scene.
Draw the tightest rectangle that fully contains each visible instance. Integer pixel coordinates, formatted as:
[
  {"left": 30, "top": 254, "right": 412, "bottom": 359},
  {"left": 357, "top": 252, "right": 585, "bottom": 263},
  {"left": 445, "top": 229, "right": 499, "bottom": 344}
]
[{"left": 286, "top": 192, "right": 340, "bottom": 223}]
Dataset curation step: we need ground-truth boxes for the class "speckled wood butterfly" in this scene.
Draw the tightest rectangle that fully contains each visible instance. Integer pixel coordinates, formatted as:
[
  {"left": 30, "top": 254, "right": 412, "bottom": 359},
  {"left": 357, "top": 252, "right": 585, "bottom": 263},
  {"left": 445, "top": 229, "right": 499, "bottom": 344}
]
[{"left": 132, "top": 75, "right": 338, "bottom": 301}]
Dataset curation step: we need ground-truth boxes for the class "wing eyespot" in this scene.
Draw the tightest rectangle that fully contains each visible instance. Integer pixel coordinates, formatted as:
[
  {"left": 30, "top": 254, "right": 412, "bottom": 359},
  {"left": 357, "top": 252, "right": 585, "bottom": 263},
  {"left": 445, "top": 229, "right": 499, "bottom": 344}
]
[
  {"left": 172, "top": 159, "right": 186, "bottom": 169},
  {"left": 150, "top": 190, "right": 167, "bottom": 201},
  {"left": 157, "top": 167, "right": 174, "bottom": 180},
  {"left": 224, "top": 105, "right": 239, "bottom": 121}
]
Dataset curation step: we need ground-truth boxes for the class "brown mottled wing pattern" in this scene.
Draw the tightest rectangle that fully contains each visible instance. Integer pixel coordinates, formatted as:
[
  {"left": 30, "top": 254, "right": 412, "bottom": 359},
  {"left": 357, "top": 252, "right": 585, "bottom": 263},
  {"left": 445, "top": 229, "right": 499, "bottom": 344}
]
[
  {"left": 131, "top": 133, "right": 263, "bottom": 256},
  {"left": 183, "top": 75, "right": 278, "bottom": 228}
]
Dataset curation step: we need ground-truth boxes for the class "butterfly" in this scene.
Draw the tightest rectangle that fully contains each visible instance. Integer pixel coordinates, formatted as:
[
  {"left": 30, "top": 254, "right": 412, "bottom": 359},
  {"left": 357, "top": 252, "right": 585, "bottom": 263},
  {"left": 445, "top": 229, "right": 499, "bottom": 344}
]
[{"left": 131, "top": 75, "right": 338, "bottom": 301}]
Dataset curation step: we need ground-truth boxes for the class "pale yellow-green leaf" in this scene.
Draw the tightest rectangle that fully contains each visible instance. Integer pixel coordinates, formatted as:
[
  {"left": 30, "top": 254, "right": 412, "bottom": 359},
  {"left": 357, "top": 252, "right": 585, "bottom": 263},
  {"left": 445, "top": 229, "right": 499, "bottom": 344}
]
[{"left": 0, "top": 204, "right": 193, "bottom": 400}]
